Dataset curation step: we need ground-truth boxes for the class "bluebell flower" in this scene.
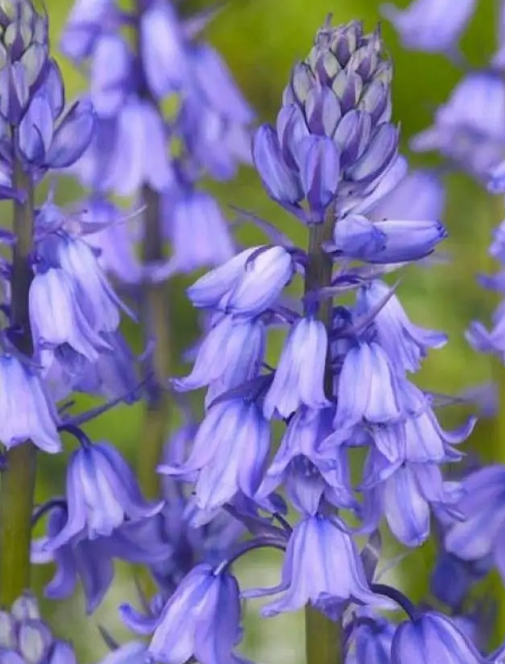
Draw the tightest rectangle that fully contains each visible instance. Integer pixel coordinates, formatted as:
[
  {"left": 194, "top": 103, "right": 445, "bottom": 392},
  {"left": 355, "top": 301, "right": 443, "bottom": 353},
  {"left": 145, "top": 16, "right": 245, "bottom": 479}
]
[
  {"left": 60, "top": 0, "right": 117, "bottom": 61},
  {"left": 76, "top": 197, "right": 142, "bottom": 285},
  {"left": 362, "top": 450, "right": 463, "bottom": 547},
  {"left": 244, "top": 514, "right": 395, "bottom": 617},
  {"left": 189, "top": 43, "right": 254, "bottom": 128},
  {"left": 126, "top": 564, "right": 247, "bottom": 664},
  {"left": 45, "top": 441, "right": 163, "bottom": 549},
  {"left": 18, "top": 94, "right": 95, "bottom": 170},
  {"left": 444, "top": 465, "right": 505, "bottom": 578},
  {"left": 31, "top": 503, "right": 114, "bottom": 614},
  {"left": 187, "top": 245, "right": 295, "bottom": 316},
  {"left": 391, "top": 612, "right": 484, "bottom": 664},
  {"left": 139, "top": 0, "right": 187, "bottom": 98},
  {"left": 355, "top": 280, "right": 447, "bottom": 373},
  {"left": 329, "top": 215, "right": 447, "bottom": 263},
  {"left": 89, "top": 33, "right": 132, "bottom": 117},
  {"left": 252, "top": 124, "right": 304, "bottom": 207},
  {"left": 99, "top": 98, "right": 174, "bottom": 196},
  {"left": 430, "top": 550, "right": 492, "bottom": 611},
  {"left": 382, "top": 0, "right": 477, "bottom": 54},
  {"left": 159, "top": 398, "right": 270, "bottom": 514},
  {"left": 334, "top": 341, "right": 409, "bottom": 428},
  {"left": 346, "top": 616, "right": 395, "bottom": 664},
  {"left": 0, "top": 354, "right": 60, "bottom": 453},
  {"left": 172, "top": 315, "right": 265, "bottom": 406},
  {"left": 72, "top": 330, "right": 139, "bottom": 403},
  {"left": 367, "top": 392, "right": 474, "bottom": 463},
  {"left": 369, "top": 169, "right": 446, "bottom": 223},
  {"left": 263, "top": 317, "right": 330, "bottom": 419},
  {"left": 252, "top": 20, "right": 405, "bottom": 222},
  {"left": 411, "top": 71, "right": 505, "bottom": 180},
  {"left": 181, "top": 43, "right": 253, "bottom": 180},
  {"left": 37, "top": 228, "right": 130, "bottom": 335},
  {"left": 32, "top": 504, "right": 172, "bottom": 614},
  {"left": 29, "top": 266, "right": 112, "bottom": 363},
  {"left": 256, "top": 407, "right": 357, "bottom": 514},
  {"left": 165, "top": 189, "right": 234, "bottom": 273}
]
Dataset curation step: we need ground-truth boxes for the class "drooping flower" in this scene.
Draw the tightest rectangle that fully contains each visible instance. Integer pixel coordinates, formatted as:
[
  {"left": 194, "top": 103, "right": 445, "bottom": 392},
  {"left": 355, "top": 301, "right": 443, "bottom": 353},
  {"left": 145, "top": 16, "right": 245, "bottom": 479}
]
[
  {"left": 172, "top": 315, "right": 265, "bottom": 406},
  {"left": 411, "top": 71, "right": 505, "bottom": 180},
  {"left": 0, "top": 354, "right": 60, "bottom": 453},
  {"left": 391, "top": 612, "right": 484, "bottom": 664},
  {"left": 32, "top": 503, "right": 172, "bottom": 614},
  {"left": 187, "top": 245, "right": 295, "bottom": 316},
  {"left": 382, "top": 0, "right": 477, "bottom": 54},
  {"left": 263, "top": 317, "right": 330, "bottom": 419},
  {"left": 444, "top": 465, "right": 505, "bottom": 579},
  {"left": 121, "top": 564, "right": 247, "bottom": 664},
  {"left": 44, "top": 440, "right": 163, "bottom": 549},
  {"left": 159, "top": 398, "right": 270, "bottom": 514},
  {"left": 244, "top": 514, "right": 395, "bottom": 617}
]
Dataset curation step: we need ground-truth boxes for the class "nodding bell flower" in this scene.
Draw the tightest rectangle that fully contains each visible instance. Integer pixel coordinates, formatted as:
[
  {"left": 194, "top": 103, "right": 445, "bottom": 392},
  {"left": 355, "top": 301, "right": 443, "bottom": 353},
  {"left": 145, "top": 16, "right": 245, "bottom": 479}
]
[
  {"left": 263, "top": 317, "right": 330, "bottom": 419},
  {"left": 159, "top": 398, "right": 270, "bottom": 514},
  {"left": 391, "top": 612, "right": 485, "bottom": 664},
  {"left": 244, "top": 514, "right": 395, "bottom": 618},
  {"left": 0, "top": 353, "right": 60, "bottom": 453},
  {"left": 411, "top": 71, "right": 505, "bottom": 181},
  {"left": 187, "top": 245, "right": 295, "bottom": 317},
  {"left": 172, "top": 315, "right": 265, "bottom": 407},
  {"left": 44, "top": 440, "right": 163, "bottom": 550},
  {"left": 382, "top": 0, "right": 477, "bottom": 55},
  {"left": 121, "top": 564, "right": 247, "bottom": 664}
]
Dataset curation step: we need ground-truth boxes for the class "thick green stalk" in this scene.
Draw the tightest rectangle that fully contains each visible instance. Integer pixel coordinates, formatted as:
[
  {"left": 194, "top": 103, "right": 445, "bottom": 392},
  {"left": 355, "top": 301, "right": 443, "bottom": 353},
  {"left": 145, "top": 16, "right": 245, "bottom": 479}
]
[
  {"left": 0, "top": 160, "right": 37, "bottom": 606},
  {"left": 134, "top": 0, "right": 172, "bottom": 500},
  {"left": 303, "top": 205, "right": 343, "bottom": 664},
  {"left": 138, "top": 184, "right": 172, "bottom": 499}
]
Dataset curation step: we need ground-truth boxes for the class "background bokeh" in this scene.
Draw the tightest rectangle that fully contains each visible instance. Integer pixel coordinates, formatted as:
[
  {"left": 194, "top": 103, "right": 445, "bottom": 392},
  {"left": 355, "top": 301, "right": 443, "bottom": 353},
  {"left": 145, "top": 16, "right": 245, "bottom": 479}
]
[{"left": 31, "top": 0, "right": 504, "bottom": 661}]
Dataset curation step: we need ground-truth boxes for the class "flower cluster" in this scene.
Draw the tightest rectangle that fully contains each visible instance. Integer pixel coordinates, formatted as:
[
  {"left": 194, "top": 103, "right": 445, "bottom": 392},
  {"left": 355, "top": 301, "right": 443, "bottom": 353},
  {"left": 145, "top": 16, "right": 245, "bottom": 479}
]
[
  {"left": 1, "top": 2, "right": 504, "bottom": 664},
  {"left": 94, "top": 15, "right": 491, "bottom": 664},
  {"left": 60, "top": 0, "right": 253, "bottom": 279}
]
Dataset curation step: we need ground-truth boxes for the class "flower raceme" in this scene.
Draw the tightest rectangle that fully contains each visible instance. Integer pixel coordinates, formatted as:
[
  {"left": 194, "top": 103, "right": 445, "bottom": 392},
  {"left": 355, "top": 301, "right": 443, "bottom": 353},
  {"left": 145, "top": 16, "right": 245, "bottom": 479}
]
[{"left": 158, "top": 14, "right": 485, "bottom": 664}]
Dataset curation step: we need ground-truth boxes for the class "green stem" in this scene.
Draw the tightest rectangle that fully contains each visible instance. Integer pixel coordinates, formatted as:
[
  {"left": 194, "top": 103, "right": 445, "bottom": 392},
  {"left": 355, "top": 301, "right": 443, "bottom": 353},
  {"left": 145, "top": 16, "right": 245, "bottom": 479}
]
[
  {"left": 303, "top": 205, "right": 343, "bottom": 664},
  {"left": 0, "top": 159, "right": 37, "bottom": 606},
  {"left": 134, "top": 0, "right": 172, "bottom": 500},
  {"left": 138, "top": 184, "right": 172, "bottom": 500}
]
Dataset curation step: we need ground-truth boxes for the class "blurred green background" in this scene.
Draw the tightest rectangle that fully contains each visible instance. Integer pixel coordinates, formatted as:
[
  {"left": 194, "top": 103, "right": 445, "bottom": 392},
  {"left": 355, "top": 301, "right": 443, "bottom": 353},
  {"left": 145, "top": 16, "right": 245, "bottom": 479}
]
[{"left": 30, "top": 0, "right": 505, "bottom": 661}]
